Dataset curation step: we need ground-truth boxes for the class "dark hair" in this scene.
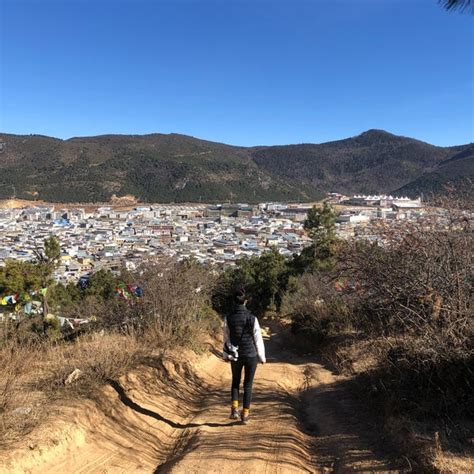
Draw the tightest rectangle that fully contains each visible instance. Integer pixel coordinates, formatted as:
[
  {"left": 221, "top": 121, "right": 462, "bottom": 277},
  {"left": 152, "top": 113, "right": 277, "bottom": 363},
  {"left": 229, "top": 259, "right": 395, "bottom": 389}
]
[{"left": 234, "top": 288, "right": 246, "bottom": 305}]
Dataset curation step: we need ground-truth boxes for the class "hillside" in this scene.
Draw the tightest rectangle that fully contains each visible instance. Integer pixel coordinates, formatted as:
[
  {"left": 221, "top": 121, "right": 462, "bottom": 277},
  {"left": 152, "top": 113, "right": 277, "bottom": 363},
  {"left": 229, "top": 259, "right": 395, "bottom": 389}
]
[
  {"left": 395, "top": 145, "right": 474, "bottom": 199},
  {"left": 0, "top": 133, "right": 322, "bottom": 203},
  {"left": 0, "top": 130, "right": 470, "bottom": 202},
  {"left": 251, "top": 129, "right": 467, "bottom": 195}
]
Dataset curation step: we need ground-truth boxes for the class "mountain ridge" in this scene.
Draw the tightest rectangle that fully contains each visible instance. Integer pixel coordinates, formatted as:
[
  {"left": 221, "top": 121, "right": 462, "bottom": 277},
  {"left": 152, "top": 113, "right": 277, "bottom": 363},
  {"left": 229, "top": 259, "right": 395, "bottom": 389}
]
[
  {"left": 0, "top": 130, "right": 471, "bottom": 203},
  {"left": 2, "top": 128, "right": 460, "bottom": 148}
]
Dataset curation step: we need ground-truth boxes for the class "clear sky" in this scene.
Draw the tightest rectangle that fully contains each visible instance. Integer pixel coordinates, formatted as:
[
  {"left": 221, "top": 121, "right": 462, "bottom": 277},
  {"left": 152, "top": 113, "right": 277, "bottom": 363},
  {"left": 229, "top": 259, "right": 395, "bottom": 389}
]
[{"left": 0, "top": 0, "right": 472, "bottom": 146}]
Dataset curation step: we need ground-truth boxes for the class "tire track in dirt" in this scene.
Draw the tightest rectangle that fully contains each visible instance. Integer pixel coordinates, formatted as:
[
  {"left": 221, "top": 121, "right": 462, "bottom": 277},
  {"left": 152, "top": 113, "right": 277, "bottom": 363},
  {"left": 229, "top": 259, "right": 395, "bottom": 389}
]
[{"left": 157, "top": 324, "right": 401, "bottom": 473}]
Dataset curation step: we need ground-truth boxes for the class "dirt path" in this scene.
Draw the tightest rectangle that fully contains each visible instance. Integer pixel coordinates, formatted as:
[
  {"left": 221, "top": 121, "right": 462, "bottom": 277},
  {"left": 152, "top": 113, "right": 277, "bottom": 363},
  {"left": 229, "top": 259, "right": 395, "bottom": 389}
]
[
  {"left": 159, "top": 324, "right": 401, "bottom": 473},
  {"left": 1, "top": 324, "right": 403, "bottom": 473}
]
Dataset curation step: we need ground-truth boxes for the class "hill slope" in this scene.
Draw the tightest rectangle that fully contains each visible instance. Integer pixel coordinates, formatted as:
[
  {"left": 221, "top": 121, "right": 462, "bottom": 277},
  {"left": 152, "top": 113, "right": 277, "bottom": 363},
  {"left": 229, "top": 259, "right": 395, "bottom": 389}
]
[
  {"left": 251, "top": 129, "right": 465, "bottom": 195},
  {"left": 0, "top": 130, "right": 470, "bottom": 202},
  {"left": 0, "top": 133, "right": 320, "bottom": 203},
  {"left": 395, "top": 145, "right": 474, "bottom": 199}
]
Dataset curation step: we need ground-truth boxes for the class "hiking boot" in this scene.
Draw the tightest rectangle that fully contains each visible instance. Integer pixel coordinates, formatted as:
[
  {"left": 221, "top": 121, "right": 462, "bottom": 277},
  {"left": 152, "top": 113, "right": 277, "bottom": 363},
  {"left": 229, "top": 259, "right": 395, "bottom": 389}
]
[
  {"left": 229, "top": 408, "right": 240, "bottom": 420},
  {"left": 240, "top": 411, "right": 250, "bottom": 425}
]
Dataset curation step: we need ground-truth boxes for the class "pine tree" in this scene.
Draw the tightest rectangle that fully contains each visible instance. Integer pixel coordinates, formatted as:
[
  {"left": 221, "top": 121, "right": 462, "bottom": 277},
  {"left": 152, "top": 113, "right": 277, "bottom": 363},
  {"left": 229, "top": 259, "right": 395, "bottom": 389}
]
[
  {"left": 34, "top": 236, "right": 61, "bottom": 317},
  {"left": 302, "top": 202, "right": 337, "bottom": 271}
]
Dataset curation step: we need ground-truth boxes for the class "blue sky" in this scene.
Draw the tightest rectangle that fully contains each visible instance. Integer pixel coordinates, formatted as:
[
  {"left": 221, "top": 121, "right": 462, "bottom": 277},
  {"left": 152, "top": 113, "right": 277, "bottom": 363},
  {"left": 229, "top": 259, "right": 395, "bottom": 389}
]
[{"left": 1, "top": 0, "right": 472, "bottom": 146}]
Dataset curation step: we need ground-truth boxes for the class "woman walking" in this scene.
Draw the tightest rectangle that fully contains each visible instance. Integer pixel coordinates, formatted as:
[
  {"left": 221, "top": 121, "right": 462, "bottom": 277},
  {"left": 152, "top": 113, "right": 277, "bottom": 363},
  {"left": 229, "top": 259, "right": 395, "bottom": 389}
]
[{"left": 223, "top": 288, "right": 266, "bottom": 424}]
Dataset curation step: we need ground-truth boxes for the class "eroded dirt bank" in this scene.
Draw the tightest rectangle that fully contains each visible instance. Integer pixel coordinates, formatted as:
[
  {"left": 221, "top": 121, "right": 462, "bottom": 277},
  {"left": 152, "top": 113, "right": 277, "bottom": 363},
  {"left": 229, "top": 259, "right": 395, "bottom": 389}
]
[{"left": 0, "top": 325, "right": 403, "bottom": 473}]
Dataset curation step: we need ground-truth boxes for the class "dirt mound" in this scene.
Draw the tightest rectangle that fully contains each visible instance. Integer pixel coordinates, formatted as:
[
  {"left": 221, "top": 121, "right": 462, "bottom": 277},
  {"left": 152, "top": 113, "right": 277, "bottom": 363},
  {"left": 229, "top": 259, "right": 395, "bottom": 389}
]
[
  {"left": 0, "top": 198, "right": 46, "bottom": 209},
  {"left": 110, "top": 194, "right": 139, "bottom": 206}
]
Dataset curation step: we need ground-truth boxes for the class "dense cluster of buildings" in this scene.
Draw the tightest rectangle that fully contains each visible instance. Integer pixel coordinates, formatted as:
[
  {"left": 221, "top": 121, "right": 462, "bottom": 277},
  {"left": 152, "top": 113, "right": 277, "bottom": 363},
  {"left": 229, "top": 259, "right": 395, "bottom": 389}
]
[
  {"left": 328, "top": 194, "right": 425, "bottom": 239},
  {"left": 0, "top": 196, "right": 427, "bottom": 284},
  {"left": 0, "top": 202, "right": 311, "bottom": 283}
]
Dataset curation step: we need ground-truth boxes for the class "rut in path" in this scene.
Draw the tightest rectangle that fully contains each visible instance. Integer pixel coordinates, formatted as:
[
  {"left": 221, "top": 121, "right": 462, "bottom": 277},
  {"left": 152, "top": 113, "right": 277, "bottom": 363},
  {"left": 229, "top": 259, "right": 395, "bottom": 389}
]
[
  {"left": 151, "top": 326, "right": 402, "bottom": 473},
  {"left": 0, "top": 325, "right": 404, "bottom": 473}
]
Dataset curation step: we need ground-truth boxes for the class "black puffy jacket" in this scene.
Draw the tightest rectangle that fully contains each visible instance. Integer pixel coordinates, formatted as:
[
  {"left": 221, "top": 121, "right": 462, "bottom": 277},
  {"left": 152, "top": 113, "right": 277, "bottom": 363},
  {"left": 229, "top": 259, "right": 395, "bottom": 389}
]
[{"left": 226, "top": 304, "right": 257, "bottom": 358}]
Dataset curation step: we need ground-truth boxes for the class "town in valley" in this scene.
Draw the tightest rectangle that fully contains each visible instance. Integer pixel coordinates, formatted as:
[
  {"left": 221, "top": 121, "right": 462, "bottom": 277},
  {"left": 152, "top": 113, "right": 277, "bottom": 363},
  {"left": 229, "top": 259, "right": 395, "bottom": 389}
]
[{"left": 0, "top": 194, "right": 435, "bottom": 287}]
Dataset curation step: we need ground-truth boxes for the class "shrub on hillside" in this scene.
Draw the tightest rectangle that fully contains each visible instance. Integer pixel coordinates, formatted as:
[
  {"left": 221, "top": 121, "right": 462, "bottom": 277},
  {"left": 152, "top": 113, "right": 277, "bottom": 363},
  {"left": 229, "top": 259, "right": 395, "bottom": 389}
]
[
  {"left": 346, "top": 226, "right": 472, "bottom": 338},
  {"left": 343, "top": 214, "right": 473, "bottom": 418},
  {"left": 281, "top": 273, "right": 353, "bottom": 343},
  {"left": 132, "top": 259, "right": 220, "bottom": 347}
]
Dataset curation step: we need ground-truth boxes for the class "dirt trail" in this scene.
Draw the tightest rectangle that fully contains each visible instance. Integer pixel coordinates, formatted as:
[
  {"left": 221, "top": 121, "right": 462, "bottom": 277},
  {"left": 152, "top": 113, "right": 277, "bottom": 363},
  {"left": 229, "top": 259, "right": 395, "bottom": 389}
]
[{"left": 1, "top": 325, "right": 403, "bottom": 473}]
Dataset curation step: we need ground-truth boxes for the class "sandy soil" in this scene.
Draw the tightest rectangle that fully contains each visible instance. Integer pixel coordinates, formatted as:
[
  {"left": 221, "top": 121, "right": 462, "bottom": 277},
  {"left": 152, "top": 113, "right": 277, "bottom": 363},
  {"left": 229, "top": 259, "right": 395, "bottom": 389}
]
[
  {"left": 0, "top": 325, "right": 405, "bottom": 473},
  {"left": 0, "top": 199, "right": 47, "bottom": 209},
  {"left": 0, "top": 198, "right": 135, "bottom": 212}
]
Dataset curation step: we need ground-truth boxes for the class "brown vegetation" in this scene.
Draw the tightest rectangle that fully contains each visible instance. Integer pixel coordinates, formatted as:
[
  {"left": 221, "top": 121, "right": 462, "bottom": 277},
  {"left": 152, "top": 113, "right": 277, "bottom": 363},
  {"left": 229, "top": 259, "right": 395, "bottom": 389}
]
[
  {"left": 281, "top": 272, "right": 352, "bottom": 343},
  {"left": 343, "top": 213, "right": 473, "bottom": 411},
  {"left": 0, "top": 259, "right": 220, "bottom": 448},
  {"left": 0, "top": 332, "right": 145, "bottom": 447},
  {"left": 0, "top": 341, "right": 45, "bottom": 447},
  {"left": 280, "top": 206, "right": 473, "bottom": 470}
]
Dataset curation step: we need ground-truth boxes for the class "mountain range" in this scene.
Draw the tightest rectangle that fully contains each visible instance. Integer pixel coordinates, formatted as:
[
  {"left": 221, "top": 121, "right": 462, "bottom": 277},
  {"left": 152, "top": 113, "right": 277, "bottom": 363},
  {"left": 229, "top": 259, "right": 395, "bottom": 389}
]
[{"left": 0, "top": 129, "right": 472, "bottom": 203}]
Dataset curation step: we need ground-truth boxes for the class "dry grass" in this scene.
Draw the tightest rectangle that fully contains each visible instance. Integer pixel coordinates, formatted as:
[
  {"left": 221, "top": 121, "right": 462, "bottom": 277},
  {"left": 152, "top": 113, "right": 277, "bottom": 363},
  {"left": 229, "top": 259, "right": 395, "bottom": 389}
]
[
  {"left": 0, "top": 342, "right": 47, "bottom": 447},
  {"left": 41, "top": 332, "right": 150, "bottom": 395},
  {"left": 0, "top": 259, "right": 220, "bottom": 449},
  {"left": 0, "top": 310, "right": 218, "bottom": 448},
  {"left": 433, "top": 450, "right": 474, "bottom": 473},
  {"left": 0, "top": 331, "right": 151, "bottom": 447}
]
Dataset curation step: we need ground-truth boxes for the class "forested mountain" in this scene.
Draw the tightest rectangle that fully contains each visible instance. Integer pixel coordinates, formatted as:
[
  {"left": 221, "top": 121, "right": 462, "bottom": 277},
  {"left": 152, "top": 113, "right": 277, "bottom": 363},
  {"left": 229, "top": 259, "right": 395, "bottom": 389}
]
[
  {"left": 0, "top": 130, "right": 471, "bottom": 203},
  {"left": 395, "top": 145, "right": 474, "bottom": 199},
  {"left": 0, "top": 133, "right": 320, "bottom": 203},
  {"left": 251, "top": 130, "right": 469, "bottom": 195}
]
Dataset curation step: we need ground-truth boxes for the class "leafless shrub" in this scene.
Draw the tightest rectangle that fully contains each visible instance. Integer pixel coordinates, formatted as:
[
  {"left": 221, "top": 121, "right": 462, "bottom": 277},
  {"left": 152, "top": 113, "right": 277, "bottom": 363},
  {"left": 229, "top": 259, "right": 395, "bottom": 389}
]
[
  {"left": 133, "top": 259, "right": 220, "bottom": 348},
  {"left": 344, "top": 217, "right": 472, "bottom": 337},
  {"left": 341, "top": 210, "right": 473, "bottom": 417},
  {"left": 433, "top": 182, "right": 474, "bottom": 211}
]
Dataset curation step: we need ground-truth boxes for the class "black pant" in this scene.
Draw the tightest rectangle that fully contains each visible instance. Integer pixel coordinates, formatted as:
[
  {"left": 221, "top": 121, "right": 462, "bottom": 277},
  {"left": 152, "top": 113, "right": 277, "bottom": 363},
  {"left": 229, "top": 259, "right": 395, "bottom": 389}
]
[{"left": 231, "top": 356, "right": 258, "bottom": 409}]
